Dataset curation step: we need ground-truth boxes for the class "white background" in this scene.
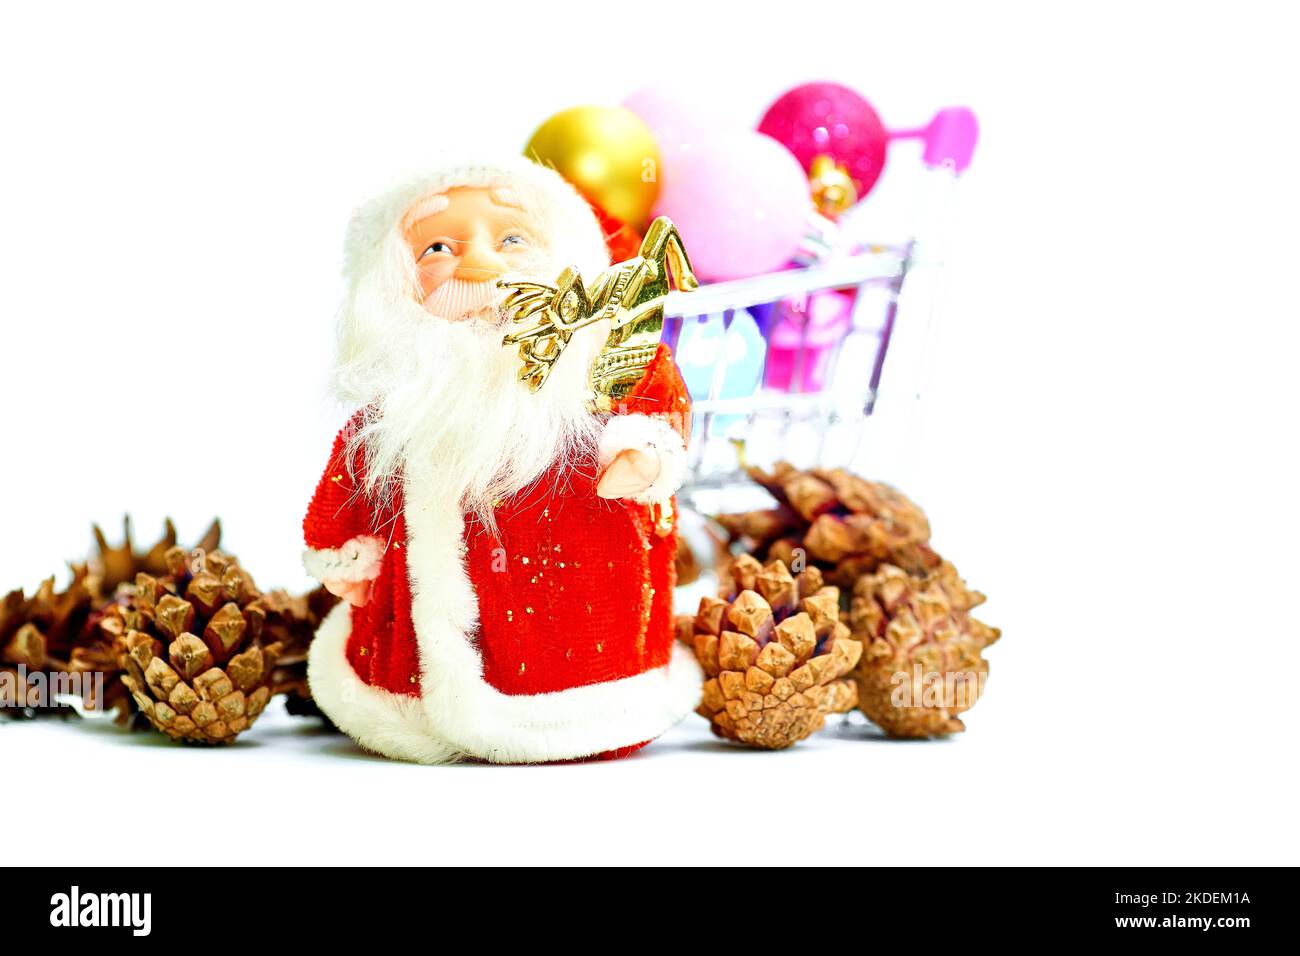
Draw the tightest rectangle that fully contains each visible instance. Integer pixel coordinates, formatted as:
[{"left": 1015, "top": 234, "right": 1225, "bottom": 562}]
[{"left": 2, "top": 1, "right": 1296, "bottom": 866}]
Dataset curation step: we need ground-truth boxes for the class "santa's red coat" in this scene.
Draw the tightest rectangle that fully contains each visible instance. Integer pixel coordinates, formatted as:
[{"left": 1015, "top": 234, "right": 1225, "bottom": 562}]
[{"left": 302, "top": 345, "right": 699, "bottom": 763}]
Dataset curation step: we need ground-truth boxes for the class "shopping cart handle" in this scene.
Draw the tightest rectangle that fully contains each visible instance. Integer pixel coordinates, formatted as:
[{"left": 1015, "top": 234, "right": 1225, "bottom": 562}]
[
  {"left": 664, "top": 248, "right": 906, "bottom": 318},
  {"left": 890, "top": 106, "right": 979, "bottom": 174}
]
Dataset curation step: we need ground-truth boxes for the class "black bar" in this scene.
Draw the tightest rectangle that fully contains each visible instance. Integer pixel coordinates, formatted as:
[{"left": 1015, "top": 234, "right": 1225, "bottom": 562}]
[{"left": 7, "top": 867, "right": 1288, "bottom": 943}]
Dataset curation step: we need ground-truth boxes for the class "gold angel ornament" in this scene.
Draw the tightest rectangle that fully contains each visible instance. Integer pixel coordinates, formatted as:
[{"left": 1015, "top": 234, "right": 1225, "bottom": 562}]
[{"left": 499, "top": 216, "right": 698, "bottom": 404}]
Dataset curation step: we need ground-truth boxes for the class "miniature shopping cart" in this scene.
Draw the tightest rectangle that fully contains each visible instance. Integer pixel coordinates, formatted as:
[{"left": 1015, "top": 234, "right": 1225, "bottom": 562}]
[{"left": 662, "top": 106, "right": 978, "bottom": 519}]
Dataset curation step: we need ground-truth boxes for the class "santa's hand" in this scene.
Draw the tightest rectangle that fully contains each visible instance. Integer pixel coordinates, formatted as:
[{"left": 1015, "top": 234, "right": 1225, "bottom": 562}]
[
  {"left": 595, "top": 414, "right": 687, "bottom": 503},
  {"left": 303, "top": 535, "right": 384, "bottom": 603},
  {"left": 597, "top": 448, "right": 662, "bottom": 500},
  {"left": 324, "top": 577, "right": 372, "bottom": 608}
]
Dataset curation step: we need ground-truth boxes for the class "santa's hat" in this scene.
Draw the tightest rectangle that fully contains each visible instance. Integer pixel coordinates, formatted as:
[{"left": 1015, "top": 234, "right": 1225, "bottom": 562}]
[{"left": 342, "top": 156, "right": 611, "bottom": 291}]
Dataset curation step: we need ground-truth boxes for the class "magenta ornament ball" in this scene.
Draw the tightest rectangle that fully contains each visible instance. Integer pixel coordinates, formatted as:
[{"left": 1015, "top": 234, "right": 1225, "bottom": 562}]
[
  {"left": 651, "top": 129, "right": 811, "bottom": 283},
  {"left": 758, "top": 81, "right": 889, "bottom": 200}
]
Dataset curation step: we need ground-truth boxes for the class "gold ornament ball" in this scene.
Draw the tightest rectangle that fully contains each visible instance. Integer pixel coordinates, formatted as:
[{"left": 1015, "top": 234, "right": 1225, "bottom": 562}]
[{"left": 525, "top": 106, "right": 661, "bottom": 227}]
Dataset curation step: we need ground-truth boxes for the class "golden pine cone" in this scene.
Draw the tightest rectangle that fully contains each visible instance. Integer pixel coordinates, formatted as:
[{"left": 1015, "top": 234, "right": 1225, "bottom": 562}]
[
  {"left": 716, "top": 462, "right": 938, "bottom": 586},
  {"left": 105, "top": 547, "right": 282, "bottom": 744},
  {"left": 689, "top": 557, "right": 862, "bottom": 749},
  {"left": 848, "top": 561, "right": 999, "bottom": 738}
]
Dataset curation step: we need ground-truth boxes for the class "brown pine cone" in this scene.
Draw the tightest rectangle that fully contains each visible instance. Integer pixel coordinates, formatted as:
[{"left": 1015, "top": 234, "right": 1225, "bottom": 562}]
[
  {"left": 257, "top": 585, "right": 339, "bottom": 722},
  {"left": 674, "top": 534, "right": 702, "bottom": 587},
  {"left": 91, "top": 516, "right": 222, "bottom": 594},
  {"left": 1, "top": 518, "right": 220, "bottom": 721},
  {"left": 848, "top": 561, "right": 999, "bottom": 738},
  {"left": 105, "top": 547, "right": 283, "bottom": 744},
  {"left": 689, "top": 557, "right": 862, "bottom": 749},
  {"left": 0, "top": 568, "right": 128, "bottom": 718},
  {"left": 716, "top": 462, "right": 939, "bottom": 586}
]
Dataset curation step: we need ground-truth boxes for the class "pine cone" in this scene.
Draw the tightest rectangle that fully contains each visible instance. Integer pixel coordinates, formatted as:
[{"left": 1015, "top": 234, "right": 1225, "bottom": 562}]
[
  {"left": 257, "top": 585, "right": 339, "bottom": 723},
  {"left": 106, "top": 547, "right": 282, "bottom": 744},
  {"left": 91, "top": 516, "right": 221, "bottom": 594},
  {"left": 688, "top": 556, "right": 862, "bottom": 749},
  {"left": 0, "top": 568, "right": 128, "bottom": 718},
  {"left": 2, "top": 518, "right": 224, "bottom": 722},
  {"left": 716, "top": 462, "right": 938, "bottom": 585},
  {"left": 848, "top": 561, "right": 999, "bottom": 738},
  {"left": 674, "top": 534, "right": 702, "bottom": 587}
]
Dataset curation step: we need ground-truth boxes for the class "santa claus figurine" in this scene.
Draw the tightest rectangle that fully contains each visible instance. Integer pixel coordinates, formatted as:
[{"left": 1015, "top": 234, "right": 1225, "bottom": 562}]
[{"left": 302, "top": 158, "right": 702, "bottom": 763}]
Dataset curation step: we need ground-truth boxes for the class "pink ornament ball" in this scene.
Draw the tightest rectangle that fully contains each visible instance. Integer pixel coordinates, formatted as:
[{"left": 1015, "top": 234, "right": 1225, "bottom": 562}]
[
  {"left": 622, "top": 85, "right": 721, "bottom": 153},
  {"left": 650, "top": 129, "right": 811, "bottom": 282},
  {"left": 758, "top": 82, "right": 889, "bottom": 200}
]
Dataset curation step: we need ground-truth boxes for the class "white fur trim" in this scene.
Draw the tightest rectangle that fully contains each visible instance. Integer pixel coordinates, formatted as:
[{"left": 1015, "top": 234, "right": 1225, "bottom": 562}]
[
  {"left": 597, "top": 414, "right": 688, "bottom": 504},
  {"left": 306, "top": 472, "right": 704, "bottom": 765},
  {"left": 302, "top": 535, "right": 385, "bottom": 583},
  {"left": 307, "top": 602, "right": 460, "bottom": 764},
  {"left": 343, "top": 156, "right": 610, "bottom": 307}
]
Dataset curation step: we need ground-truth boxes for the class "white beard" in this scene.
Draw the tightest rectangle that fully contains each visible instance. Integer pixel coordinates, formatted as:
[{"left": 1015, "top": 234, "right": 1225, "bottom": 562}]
[{"left": 341, "top": 293, "right": 604, "bottom": 529}]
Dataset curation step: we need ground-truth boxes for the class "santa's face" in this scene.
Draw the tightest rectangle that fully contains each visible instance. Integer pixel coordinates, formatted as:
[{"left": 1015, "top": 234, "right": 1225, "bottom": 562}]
[
  {"left": 402, "top": 187, "right": 550, "bottom": 320},
  {"left": 341, "top": 180, "right": 606, "bottom": 520}
]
